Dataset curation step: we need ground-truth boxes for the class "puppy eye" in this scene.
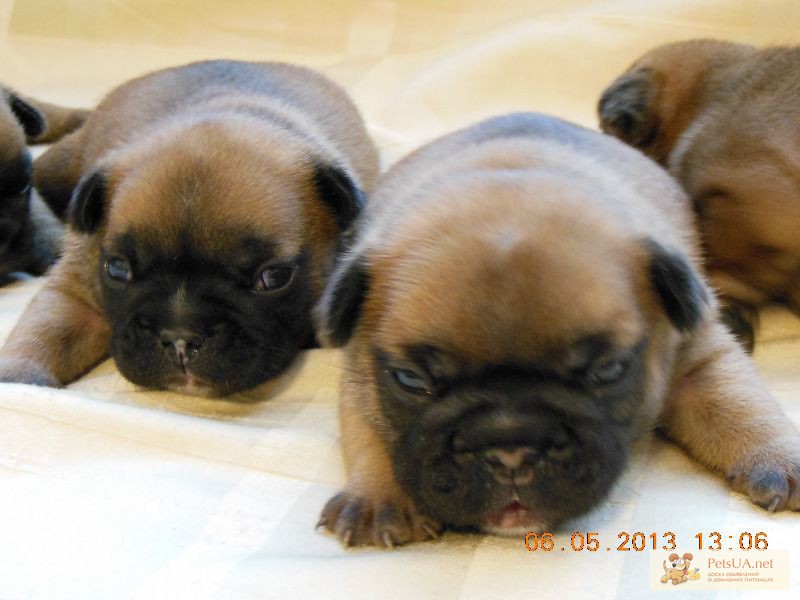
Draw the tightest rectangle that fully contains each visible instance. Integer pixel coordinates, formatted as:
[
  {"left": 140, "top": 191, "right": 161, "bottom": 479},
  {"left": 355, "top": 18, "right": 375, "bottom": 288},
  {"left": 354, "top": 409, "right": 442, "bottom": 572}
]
[
  {"left": 254, "top": 264, "right": 296, "bottom": 292},
  {"left": 588, "top": 358, "right": 628, "bottom": 385},
  {"left": 392, "top": 368, "right": 431, "bottom": 394},
  {"left": 104, "top": 256, "right": 132, "bottom": 283}
]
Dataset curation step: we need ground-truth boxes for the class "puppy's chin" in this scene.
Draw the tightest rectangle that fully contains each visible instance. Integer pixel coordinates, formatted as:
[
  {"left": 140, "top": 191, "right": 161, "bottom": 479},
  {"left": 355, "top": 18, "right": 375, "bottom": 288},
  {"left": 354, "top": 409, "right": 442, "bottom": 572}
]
[
  {"left": 115, "top": 349, "right": 296, "bottom": 398},
  {"left": 163, "top": 373, "right": 221, "bottom": 398},
  {"left": 481, "top": 501, "right": 550, "bottom": 537}
]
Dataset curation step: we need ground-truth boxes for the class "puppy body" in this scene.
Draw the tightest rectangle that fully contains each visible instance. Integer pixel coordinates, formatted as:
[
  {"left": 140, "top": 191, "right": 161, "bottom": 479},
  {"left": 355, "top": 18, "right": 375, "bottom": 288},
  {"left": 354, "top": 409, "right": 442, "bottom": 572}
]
[
  {"left": 0, "top": 85, "right": 87, "bottom": 278},
  {"left": 316, "top": 113, "right": 800, "bottom": 547},
  {"left": 599, "top": 40, "right": 800, "bottom": 349},
  {"left": 0, "top": 61, "right": 378, "bottom": 396}
]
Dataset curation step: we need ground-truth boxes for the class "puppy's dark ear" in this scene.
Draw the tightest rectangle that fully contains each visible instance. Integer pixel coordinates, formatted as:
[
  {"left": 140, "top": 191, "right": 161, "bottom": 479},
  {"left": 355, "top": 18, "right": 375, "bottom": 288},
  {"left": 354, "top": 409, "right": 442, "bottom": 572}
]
[
  {"left": 647, "top": 240, "right": 708, "bottom": 331},
  {"left": 315, "top": 253, "right": 370, "bottom": 347},
  {"left": 313, "top": 162, "right": 366, "bottom": 230},
  {"left": 598, "top": 68, "right": 660, "bottom": 150},
  {"left": 8, "top": 94, "right": 46, "bottom": 140},
  {"left": 69, "top": 170, "right": 108, "bottom": 234}
]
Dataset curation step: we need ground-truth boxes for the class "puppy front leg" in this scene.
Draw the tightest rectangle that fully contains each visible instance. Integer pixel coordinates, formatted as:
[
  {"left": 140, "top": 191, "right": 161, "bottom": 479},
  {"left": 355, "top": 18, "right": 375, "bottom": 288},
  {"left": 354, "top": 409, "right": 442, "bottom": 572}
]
[
  {"left": 318, "top": 385, "right": 442, "bottom": 548},
  {"left": 0, "top": 258, "right": 109, "bottom": 386},
  {"left": 661, "top": 320, "right": 800, "bottom": 511}
]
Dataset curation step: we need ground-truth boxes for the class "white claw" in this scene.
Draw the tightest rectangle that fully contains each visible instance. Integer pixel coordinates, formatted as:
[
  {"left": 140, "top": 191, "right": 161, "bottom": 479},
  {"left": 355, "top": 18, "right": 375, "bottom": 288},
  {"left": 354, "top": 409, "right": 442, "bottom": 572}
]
[
  {"left": 342, "top": 529, "right": 353, "bottom": 547},
  {"left": 423, "top": 524, "right": 439, "bottom": 540},
  {"left": 767, "top": 496, "right": 782, "bottom": 512},
  {"left": 382, "top": 531, "right": 395, "bottom": 549}
]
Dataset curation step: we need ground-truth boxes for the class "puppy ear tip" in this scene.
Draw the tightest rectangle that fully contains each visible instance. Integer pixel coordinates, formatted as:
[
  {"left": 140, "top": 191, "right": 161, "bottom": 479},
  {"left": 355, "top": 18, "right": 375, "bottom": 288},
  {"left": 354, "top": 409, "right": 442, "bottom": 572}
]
[
  {"left": 318, "top": 254, "right": 370, "bottom": 347},
  {"left": 647, "top": 240, "right": 709, "bottom": 332},
  {"left": 69, "top": 169, "right": 108, "bottom": 234},
  {"left": 9, "top": 94, "right": 47, "bottom": 139},
  {"left": 313, "top": 161, "right": 365, "bottom": 230}
]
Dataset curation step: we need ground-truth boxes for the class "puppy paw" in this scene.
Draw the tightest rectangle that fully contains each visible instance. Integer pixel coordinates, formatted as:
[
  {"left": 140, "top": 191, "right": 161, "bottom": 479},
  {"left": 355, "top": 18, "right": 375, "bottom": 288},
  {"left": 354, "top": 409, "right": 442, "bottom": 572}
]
[
  {"left": 727, "top": 442, "right": 800, "bottom": 511},
  {"left": 317, "top": 490, "right": 442, "bottom": 548},
  {"left": 0, "top": 357, "right": 58, "bottom": 387}
]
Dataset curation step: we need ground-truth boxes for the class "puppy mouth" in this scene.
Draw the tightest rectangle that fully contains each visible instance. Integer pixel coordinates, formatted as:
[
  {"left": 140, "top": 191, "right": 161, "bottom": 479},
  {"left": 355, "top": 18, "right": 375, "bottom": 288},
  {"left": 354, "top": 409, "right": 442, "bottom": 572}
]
[
  {"left": 481, "top": 500, "right": 549, "bottom": 537},
  {"left": 164, "top": 370, "right": 217, "bottom": 397}
]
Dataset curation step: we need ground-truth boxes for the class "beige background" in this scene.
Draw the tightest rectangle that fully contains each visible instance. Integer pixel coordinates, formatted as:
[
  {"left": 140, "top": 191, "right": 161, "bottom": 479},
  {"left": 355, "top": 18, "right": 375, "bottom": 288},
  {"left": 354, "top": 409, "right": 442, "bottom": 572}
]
[{"left": 0, "top": 1, "right": 799, "bottom": 599}]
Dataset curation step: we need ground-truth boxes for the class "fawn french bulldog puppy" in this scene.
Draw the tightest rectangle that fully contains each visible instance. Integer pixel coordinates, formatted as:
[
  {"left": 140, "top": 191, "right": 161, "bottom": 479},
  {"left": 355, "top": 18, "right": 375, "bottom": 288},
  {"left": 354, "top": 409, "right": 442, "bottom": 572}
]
[
  {"left": 0, "top": 85, "right": 88, "bottom": 278},
  {"left": 0, "top": 61, "right": 379, "bottom": 396},
  {"left": 599, "top": 40, "right": 800, "bottom": 351},
  {"left": 316, "top": 113, "right": 800, "bottom": 548}
]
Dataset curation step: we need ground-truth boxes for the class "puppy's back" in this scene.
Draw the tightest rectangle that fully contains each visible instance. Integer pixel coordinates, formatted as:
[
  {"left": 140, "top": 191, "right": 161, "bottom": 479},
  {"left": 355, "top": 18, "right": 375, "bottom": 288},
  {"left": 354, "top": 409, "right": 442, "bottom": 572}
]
[
  {"left": 365, "top": 113, "right": 697, "bottom": 259},
  {"left": 76, "top": 60, "right": 378, "bottom": 189}
]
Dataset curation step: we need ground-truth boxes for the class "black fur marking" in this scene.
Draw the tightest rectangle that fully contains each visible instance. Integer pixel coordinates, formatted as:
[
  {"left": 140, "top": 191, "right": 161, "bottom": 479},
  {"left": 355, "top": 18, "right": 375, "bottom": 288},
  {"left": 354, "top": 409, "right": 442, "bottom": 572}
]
[
  {"left": 648, "top": 241, "right": 707, "bottom": 331},
  {"left": 371, "top": 341, "right": 646, "bottom": 532},
  {"left": 0, "top": 151, "right": 37, "bottom": 277},
  {"left": 325, "top": 256, "right": 369, "bottom": 347},
  {"left": 100, "top": 230, "right": 314, "bottom": 395},
  {"left": 597, "top": 69, "right": 660, "bottom": 149},
  {"left": 313, "top": 163, "right": 366, "bottom": 230},
  {"left": 69, "top": 170, "right": 107, "bottom": 234},
  {"left": 0, "top": 152, "right": 32, "bottom": 197},
  {"left": 719, "top": 301, "right": 757, "bottom": 353},
  {"left": 9, "top": 94, "right": 46, "bottom": 140}
]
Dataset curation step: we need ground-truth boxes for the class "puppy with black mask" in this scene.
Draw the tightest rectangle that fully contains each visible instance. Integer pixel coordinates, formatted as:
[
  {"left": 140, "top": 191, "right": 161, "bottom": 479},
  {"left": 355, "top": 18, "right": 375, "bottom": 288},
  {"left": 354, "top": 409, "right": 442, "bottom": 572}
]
[
  {"left": 0, "top": 84, "right": 88, "bottom": 279},
  {"left": 0, "top": 60, "right": 379, "bottom": 396},
  {"left": 599, "top": 40, "right": 800, "bottom": 351},
  {"left": 315, "top": 113, "right": 800, "bottom": 547}
]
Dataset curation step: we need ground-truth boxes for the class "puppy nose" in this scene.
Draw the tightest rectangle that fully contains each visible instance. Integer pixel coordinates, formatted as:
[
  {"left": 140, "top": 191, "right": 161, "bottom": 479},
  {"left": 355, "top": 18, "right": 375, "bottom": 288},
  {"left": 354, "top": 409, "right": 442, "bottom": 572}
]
[
  {"left": 484, "top": 447, "right": 533, "bottom": 470},
  {"left": 159, "top": 328, "right": 205, "bottom": 364},
  {"left": 483, "top": 447, "right": 536, "bottom": 485}
]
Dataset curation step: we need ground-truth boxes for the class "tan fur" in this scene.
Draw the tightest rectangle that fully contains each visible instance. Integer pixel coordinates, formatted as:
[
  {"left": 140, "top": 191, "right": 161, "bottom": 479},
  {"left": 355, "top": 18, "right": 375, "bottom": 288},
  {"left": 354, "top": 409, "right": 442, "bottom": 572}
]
[
  {"left": 0, "top": 61, "right": 378, "bottom": 391},
  {"left": 599, "top": 40, "right": 800, "bottom": 349},
  {"left": 317, "top": 114, "right": 800, "bottom": 548}
]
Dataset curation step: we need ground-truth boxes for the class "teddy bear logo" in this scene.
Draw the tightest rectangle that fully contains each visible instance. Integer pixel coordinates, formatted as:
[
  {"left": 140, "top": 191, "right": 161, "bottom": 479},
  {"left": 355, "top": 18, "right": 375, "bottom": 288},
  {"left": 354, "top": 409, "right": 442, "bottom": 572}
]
[{"left": 660, "top": 552, "right": 701, "bottom": 585}]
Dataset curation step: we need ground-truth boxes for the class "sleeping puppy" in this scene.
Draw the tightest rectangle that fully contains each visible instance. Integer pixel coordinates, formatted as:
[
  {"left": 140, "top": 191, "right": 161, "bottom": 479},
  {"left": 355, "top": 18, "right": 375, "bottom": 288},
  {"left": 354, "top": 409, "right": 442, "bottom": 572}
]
[
  {"left": 0, "top": 85, "right": 88, "bottom": 279},
  {"left": 598, "top": 40, "right": 800, "bottom": 351},
  {"left": 0, "top": 60, "right": 379, "bottom": 396},
  {"left": 315, "top": 113, "right": 800, "bottom": 547}
]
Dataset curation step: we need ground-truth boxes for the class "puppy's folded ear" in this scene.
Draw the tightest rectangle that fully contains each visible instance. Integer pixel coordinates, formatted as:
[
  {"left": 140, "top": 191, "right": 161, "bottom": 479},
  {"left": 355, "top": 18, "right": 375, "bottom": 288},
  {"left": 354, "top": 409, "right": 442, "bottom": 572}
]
[
  {"left": 598, "top": 68, "right": 660, "bottom": 150},
  {"left": 313, "top": 162, "right": 366, "bottom": 230},
  {"left": 8, "top": 94, "right": 47, "bottom": 140},
  {"left": 68, "top": 170, "right": 108, "bottom": 234},
  {"left": 314, "top": 251, "right": 370, "bottom": 347},
  {"left": 647, "top": 240, "right": 708, "bottom": 331}
]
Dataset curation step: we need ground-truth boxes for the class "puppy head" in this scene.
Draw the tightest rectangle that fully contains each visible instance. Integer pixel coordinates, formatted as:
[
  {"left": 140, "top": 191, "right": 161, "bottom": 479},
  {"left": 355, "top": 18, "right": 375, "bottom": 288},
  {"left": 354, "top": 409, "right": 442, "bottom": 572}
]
[
  {"left": 660, "top": 48, "right": 800, "bottom": 315},
  {"left": 598, "top": 39, "right": 753, "bottom": 165},
  {"left": 319, "top": 171, "right": 707, "bottom": 535},
  {"left": 694, "top": 167, "right": 800, "bottom": 309},
  {"left": 0, "top": 88, "right": 46, "bottom": 275},
  {"left": 71, "top": 118, "right": 363, "bottom": 396}
]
